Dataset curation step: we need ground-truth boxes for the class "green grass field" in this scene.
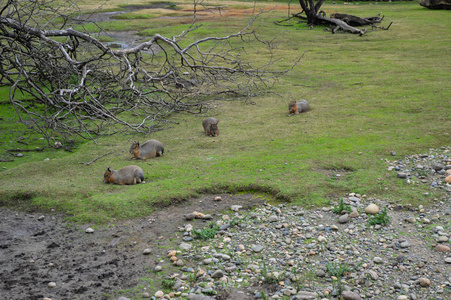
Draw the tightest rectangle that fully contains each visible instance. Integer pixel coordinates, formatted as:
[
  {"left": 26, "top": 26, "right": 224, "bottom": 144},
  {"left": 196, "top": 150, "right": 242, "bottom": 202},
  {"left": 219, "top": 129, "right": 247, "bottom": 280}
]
[{"left": 1, "top": 1, "right": 450, "bottom": 223}]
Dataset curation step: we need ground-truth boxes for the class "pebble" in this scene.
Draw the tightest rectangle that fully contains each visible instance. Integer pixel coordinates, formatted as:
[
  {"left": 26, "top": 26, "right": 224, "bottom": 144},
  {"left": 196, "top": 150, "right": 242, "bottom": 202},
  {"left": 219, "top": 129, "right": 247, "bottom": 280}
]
[
  {"left": 373, "top": 257, "right": 383, "bottom": 264},
  {"left": 317, "top": 236, "right": 327, "bottom": 243},
  {"left": 143, "top": 248, "right": 152, "bottom": 255},
  {"left": 155, "top": 290, "right": 164, "bottom": 298},
  {"left": 368, "top": 270, "right": 378, "bottom": 280},
  {"left": 185, "top": 213, "right": 196, "bottom": 220},
  {"left": 349, "top": 211, "right": 359, "bottom": 218},
  {"left": 405, "top": 217, "right": 416, "bottom": 223},
  {"left": 175, "top": 260, "right": 184, "bottom": 266},
  {"left": 179, "top": 243, "right": 192, "bottom": 250},
  {"left": 338, "top": 214, "right": 350, "bottom": 223},
  {"left": 295, "top": 291, "right": 317, "bottom": 299},
  {"left": 418, "top": 277, "right": 431, "bottom": 287},
  {"left": 397, "top": 172, "right": 407, "bottom": 178},
  {"left": 268, "top": 215, "right": 279, "bottom": 222},
  {"left": 211, "top": 270, "right": 224, "bottom": 278},
  {"left": 364, "top": 204, "right": 380, "bottom": 215},
  {"left": 400, "top": 241, "right": 411, "bottom": 248},
  {"left": 341, "top": 291, "right": 361, "bottom": 300},
  {"left": 251, "top": 245, "right": 264, "bottom": 253},
  {"left": 85, "top": 228, "right": 94, "bottom": 233},
  {"left": 435, "top": 245, "right": 450, "bottom": 252},
  {"left": 231, "top": 205, "right": 242, "bottom": 212},
  {"left": 48, "top": 282, "right": 56, "bottom": 288}
]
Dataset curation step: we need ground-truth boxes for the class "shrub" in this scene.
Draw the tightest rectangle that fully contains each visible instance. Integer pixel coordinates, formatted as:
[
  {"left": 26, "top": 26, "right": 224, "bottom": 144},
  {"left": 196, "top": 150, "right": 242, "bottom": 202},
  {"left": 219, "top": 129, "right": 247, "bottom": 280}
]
[
  {"left": 192, "top": 223, "right": 220, "bottom": 240},
  {"left": 368, "top": 207, "right": 390, "bottom": 226}
]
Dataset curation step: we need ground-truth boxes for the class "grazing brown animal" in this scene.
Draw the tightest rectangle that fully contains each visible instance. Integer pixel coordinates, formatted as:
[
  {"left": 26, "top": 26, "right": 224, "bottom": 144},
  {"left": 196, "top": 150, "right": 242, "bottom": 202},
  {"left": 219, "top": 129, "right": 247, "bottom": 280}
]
[
  {"left": 202, "top": 117, "right": 219, "bottom": 137},
  {"left": 288, "top": 99, "right": 310, "bottom": 115},
  {"left": 103, "top": 165, "right": 144, "bottom": 185},
  {"left": 129, "top": 139, "right": 164, "bottom": 160}
]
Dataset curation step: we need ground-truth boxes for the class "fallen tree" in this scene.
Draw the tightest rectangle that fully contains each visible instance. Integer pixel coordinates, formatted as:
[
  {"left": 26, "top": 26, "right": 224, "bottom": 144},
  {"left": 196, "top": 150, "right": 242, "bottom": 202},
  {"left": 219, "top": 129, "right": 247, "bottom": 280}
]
[
  {"left": 277, "top": 0, "right": 391, "bottom": 35},
  {"left": 0, "top": 0, "right": 298, "bottom": 145}
]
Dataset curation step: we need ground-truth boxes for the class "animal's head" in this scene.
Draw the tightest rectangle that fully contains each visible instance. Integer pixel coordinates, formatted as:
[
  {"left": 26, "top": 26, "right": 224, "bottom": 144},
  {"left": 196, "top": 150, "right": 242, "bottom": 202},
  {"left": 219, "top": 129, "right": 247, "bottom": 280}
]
[
  {"left": 289, "top": 101, "right": 298, "bottom": 114},
  {"left": 129, "top": 141, "right": 140, "bottom": 154},
  {"left": 103, "top": 166, "right": 114, "bottom": 183},
  {"left": 209, "top": 120, "right": 219, "bottom": 136}
]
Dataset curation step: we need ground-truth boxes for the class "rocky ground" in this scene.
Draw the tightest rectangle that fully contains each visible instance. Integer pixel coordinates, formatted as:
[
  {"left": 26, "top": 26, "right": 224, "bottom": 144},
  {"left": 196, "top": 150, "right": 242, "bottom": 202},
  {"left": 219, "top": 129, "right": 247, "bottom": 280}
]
[{"left": 0, "top": 147, "right": 450, "bottom": 300}]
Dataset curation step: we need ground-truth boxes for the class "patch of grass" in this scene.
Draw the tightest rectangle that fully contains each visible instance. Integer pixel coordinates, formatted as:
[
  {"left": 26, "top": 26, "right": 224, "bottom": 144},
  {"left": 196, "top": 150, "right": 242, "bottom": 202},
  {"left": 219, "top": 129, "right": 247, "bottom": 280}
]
[
  {"left": 325, "top": 262, "right": 351, "bottom": 278},
  {"left": 97, "top": 36, "right": 116, "bottom": 42},
  {"left": 161, "top": 278, "right": 176, "bottom": 289},
  {"left": 1, "top": 2, "right": 450, "bottom": 223},
  {"left": 192, "top": 223, "right": 220, "bottom": 240},
  {"left": 332, "top": 198, "right": 352, "bottom": 214}
]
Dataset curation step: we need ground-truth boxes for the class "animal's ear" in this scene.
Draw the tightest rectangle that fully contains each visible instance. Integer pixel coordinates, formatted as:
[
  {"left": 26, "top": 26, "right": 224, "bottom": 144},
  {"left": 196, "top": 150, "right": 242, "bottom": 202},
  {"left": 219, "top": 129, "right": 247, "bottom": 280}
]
[{"left": 216, "top": 120, "right": 219, "bottom": 124}]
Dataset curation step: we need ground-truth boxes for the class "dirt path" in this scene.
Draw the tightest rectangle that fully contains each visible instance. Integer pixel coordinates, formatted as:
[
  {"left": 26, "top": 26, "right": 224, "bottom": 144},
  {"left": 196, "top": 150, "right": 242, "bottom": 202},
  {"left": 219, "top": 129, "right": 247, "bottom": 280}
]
[{"left": 0, "top": 194, "right": 265, "bottom": 300}]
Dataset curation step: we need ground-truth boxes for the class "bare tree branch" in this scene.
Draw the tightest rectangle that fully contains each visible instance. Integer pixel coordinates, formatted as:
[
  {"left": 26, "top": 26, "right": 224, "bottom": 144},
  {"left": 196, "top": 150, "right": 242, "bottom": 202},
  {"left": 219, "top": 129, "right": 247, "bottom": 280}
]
[
  {"left": 79, "top": 152, "right": 113, "bottom": 165},
  {"left": 0, "top": 0, "right": 298, "bottom": 145}
]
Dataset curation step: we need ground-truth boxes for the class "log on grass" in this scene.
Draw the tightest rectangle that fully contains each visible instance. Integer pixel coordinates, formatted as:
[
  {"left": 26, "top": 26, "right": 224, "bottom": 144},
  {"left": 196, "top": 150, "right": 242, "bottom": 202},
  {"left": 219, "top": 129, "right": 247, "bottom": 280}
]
[{"left": 317, "top": 15, "right": 366, "bottom": 35}]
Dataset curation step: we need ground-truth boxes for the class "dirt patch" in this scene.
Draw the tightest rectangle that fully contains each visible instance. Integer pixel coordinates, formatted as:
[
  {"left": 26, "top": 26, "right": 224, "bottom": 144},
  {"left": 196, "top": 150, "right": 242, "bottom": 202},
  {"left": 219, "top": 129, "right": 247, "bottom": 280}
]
[{"left": 0, "top": 194, "right": 265, "bottom": 300}]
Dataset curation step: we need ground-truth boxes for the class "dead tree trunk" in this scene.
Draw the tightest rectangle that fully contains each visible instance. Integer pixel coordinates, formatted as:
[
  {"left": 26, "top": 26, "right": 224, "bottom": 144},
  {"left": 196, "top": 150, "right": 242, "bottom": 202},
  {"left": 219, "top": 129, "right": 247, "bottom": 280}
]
[{"left": 298, "top": 0, "right": 326, "bottom": 24}]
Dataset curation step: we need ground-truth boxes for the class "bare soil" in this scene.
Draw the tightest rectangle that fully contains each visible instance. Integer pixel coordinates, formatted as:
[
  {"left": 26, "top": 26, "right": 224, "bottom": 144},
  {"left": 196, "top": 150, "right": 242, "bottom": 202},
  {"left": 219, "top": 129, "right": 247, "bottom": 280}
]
[{"left": 0, "top": 194, "right": 265, "bottom": 300}]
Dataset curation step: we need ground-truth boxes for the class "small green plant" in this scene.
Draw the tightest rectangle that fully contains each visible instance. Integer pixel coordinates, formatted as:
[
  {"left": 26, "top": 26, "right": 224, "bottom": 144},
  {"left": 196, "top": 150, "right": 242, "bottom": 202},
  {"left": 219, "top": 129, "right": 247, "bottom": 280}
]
[
  {"left": 168, "top": 3, "right": 177, "bottom": 9},
  {"left": 202, "top": 289, "right": 217, "bottom": 295},
  {"left": 161, "top": 278, "right": 176, "bottom": 289},
  {"left": 192, "top": 222, "right": 220, "bottom": 240},
  {"left": 332, "top": 198, "right": 352, "bottom": 214},
  {"left": 417, "top": 169, "right": 428, "bottom": 177},
  {"left": 260, "top": 262, "right": 281, "bottom": 284},
  {"left": 261, "top": 291, "right": 268, "bottom": 300},
  {"left": 368, "top": 207, "right": 390, "bottom": 226},
  {"left": 186, "top": 272, "right": 196, "bottom": 283},
  {"left": 325, "top": 261, "right": 350, "bottom": 278},
  {"left": 326, "top": 261, "right": 350, "bottom": 294},
  {"left": 230, "top": 216, "right": 240, "bottom": 227}
]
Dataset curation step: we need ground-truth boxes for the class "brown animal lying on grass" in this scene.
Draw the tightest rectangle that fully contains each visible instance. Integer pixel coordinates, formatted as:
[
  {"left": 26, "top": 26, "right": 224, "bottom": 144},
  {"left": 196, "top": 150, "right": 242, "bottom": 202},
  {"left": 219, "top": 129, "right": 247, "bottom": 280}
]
[
  {"left": 288, "top": 100, "right": 310, "bottom": 115},
  {"left": 202, "top": 117, "right": 219, "bottom": 137},
  {"left": 103, "top": 165, "right": 144, "bottom": 185},
  {"left": 130, "top": 139, "right": 164, "bottom": 159}
]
